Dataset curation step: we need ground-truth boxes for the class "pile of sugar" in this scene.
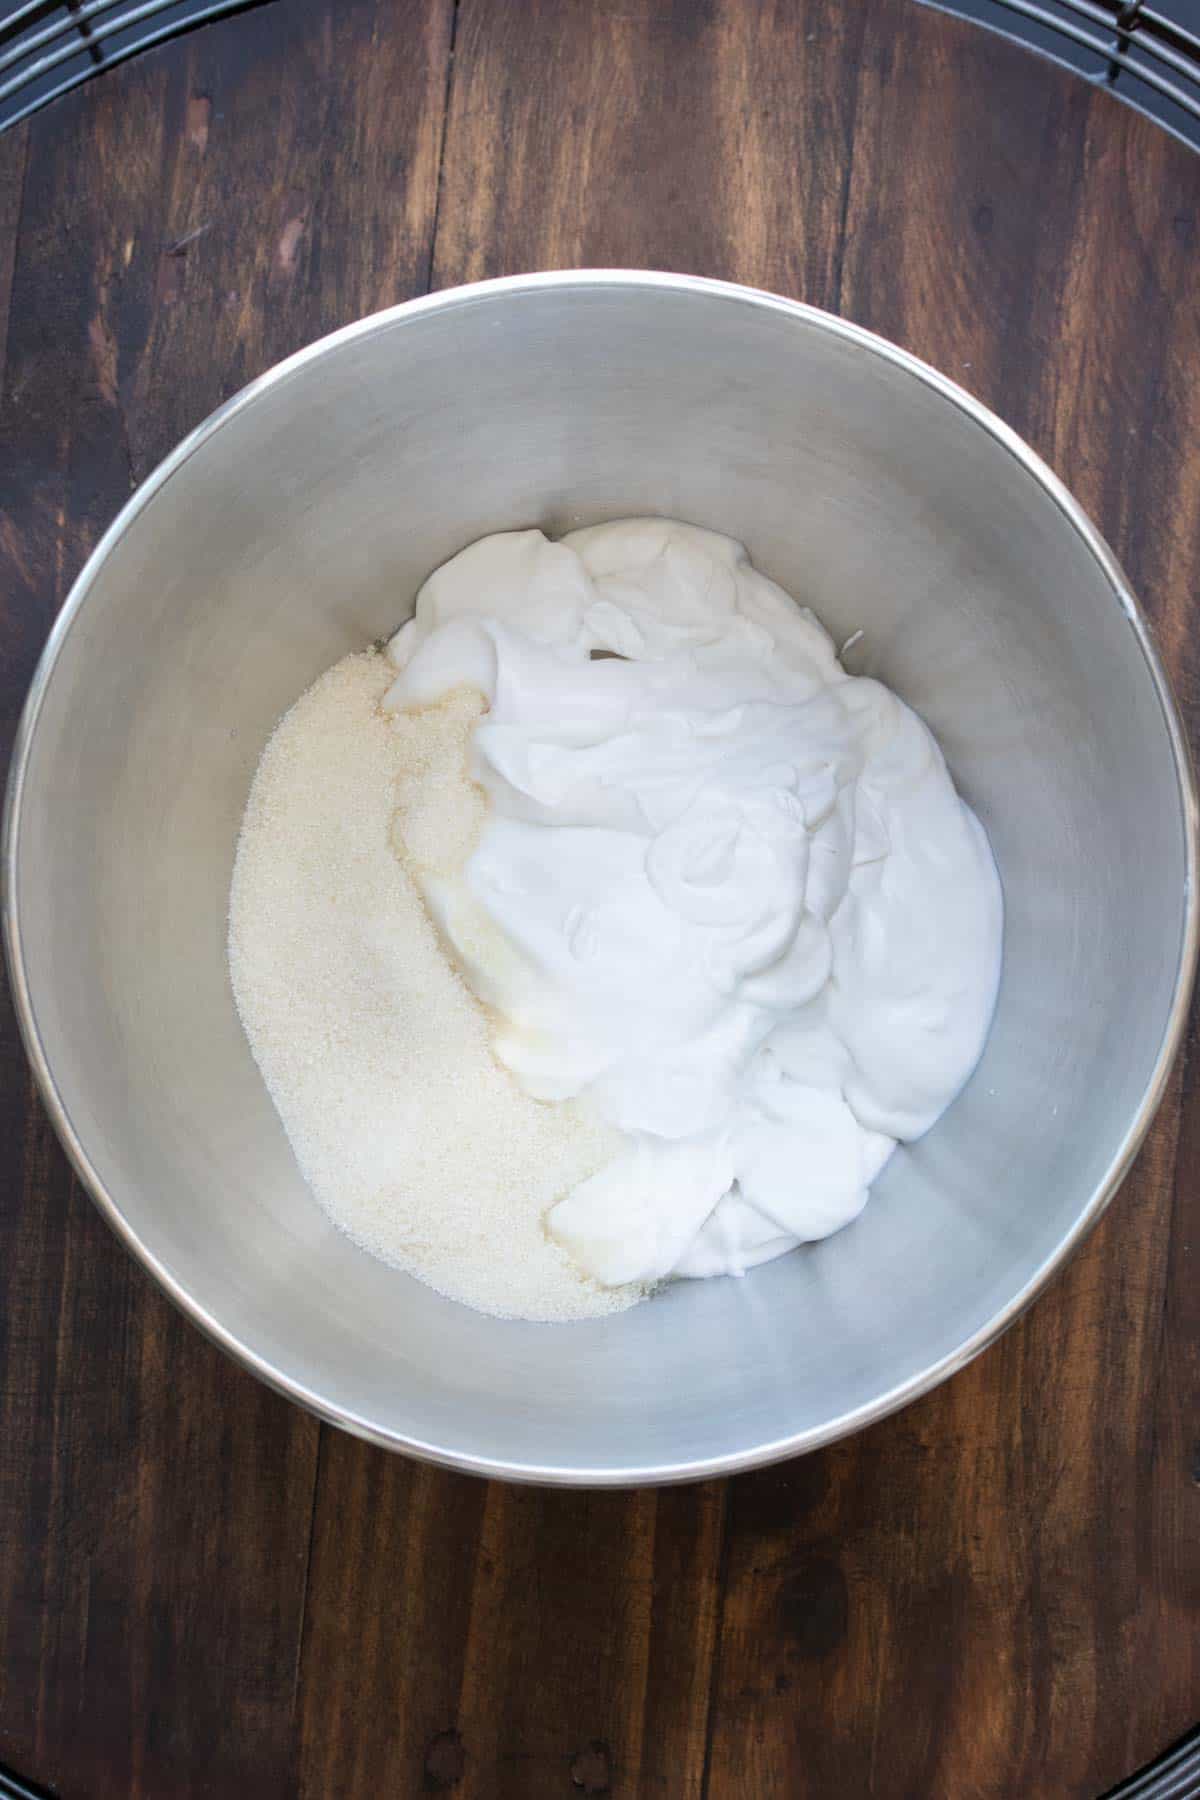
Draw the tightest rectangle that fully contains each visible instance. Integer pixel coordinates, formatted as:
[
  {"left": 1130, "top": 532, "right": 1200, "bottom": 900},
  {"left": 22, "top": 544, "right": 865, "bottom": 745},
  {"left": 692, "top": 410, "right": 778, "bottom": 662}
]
[{"left": 228, "top": 650, "right": 644, "bottom": 1322}]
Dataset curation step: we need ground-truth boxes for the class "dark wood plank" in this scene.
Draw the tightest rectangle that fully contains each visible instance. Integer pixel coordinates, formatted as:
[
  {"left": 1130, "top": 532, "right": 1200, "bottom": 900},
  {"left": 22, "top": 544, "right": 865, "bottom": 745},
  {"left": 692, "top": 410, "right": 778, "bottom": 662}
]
[
  {"left": 90, "top": 0, "right": 455, "bottom": 484},
  {"left": 431, "top": 0, "right": 869, "bottom": 300},
  {"left": 708, "top": 18, "right": 1200, "bottom": 1800},
  {"left": 0, "top": 119, "right": 31, "bottom": 1283},
  {"left": 0, "top": 6, "right": 452, "bottom": 1797},
  {"left": 297, "top": 1444, "right": 726, "bottom": 1799},
  {"left": 0, "top": 124, "right": 27, "bottom": 382}
]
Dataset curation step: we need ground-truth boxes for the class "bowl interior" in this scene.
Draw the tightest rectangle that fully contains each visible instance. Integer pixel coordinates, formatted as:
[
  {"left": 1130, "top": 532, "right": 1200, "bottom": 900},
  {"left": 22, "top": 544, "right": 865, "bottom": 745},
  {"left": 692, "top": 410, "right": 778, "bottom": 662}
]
[{"left": 9, "top": 277, "right": 1192, "bottom": 1481}]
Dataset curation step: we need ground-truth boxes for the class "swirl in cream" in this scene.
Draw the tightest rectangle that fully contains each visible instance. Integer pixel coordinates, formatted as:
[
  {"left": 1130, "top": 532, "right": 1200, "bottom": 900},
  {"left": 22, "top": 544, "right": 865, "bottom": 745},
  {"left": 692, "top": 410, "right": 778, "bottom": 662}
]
[{"left": 384, "top": 520, "right": 1002, "bottom": 1287}]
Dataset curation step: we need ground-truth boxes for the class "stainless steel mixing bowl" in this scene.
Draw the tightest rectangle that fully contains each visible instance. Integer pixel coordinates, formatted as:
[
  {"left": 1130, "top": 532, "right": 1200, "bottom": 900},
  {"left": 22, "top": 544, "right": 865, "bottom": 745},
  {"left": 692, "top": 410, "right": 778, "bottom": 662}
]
[{"left": 5, "top": 272, "right": 1196, "bottom": 1485}]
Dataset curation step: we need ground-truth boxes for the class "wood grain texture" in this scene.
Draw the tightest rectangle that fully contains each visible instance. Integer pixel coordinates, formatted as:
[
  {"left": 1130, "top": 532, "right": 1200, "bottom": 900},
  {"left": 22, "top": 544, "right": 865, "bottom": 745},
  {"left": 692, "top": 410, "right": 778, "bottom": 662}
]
[
  {"left": 0, "top": 6, "right": 451, "bottom": 1798},
  {"left": 431, "top": 0, "right": 870, "bottom": 297},
  {"left": 0, "top": 125, "right": 26, "bottom": 377},
  {"left": 0, "top": 2, "right": 1198, "bottom": 1797},
  {"left": 702, "top": 19, "right": 1200, "bottom": 1799}
]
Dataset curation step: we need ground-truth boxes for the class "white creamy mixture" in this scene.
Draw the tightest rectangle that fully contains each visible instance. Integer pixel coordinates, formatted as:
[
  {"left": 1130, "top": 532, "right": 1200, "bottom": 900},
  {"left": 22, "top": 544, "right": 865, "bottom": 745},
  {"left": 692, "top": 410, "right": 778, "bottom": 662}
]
[
  {"left": 381, "top": 520, "right": 1003, "bottom": 1289},
  {"left": 230, "top": 519, "right": 1001, "bottom": 1319}
]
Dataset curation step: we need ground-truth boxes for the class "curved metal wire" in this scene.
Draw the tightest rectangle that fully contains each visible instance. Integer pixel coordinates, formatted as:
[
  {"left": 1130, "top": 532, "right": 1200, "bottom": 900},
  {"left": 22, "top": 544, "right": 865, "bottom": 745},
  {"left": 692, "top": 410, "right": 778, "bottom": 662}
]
[
  {"left": 2, "top": 0, "right": 224, "bottom": 96},
  {"left": 918, "top": 0, "right": 1200, "bottom": 146},
  {"left": 0, "top": 0, "right": 272, "bottom": 128},
  {"left": 978, "top": 0, "right": 1200, "bottom": 117},
  {"left": 1103, "top": 1727, "right": 1200, "bottom": 1799}
]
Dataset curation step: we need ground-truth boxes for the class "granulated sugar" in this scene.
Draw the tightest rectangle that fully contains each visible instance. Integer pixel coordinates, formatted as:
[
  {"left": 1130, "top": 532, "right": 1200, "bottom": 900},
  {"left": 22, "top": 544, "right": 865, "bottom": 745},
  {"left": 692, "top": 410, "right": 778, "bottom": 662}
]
[{"left": 228, "top": 651, "right": 643, "bottom": 1322}]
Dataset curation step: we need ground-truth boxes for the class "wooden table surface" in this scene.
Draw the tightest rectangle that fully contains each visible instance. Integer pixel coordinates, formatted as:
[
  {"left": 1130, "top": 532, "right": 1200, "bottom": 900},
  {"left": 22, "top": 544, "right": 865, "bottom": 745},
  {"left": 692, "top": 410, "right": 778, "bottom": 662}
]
[{"left": 1, "top": 3, "right": 1198, "bottom": 1796}]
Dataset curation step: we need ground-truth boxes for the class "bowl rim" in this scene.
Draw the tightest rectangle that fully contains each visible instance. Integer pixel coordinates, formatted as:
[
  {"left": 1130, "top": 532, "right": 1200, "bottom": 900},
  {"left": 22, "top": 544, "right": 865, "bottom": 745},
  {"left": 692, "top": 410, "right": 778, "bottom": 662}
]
[{"left": 5, "top": 268, "right": 1197, "bottom": 1487}]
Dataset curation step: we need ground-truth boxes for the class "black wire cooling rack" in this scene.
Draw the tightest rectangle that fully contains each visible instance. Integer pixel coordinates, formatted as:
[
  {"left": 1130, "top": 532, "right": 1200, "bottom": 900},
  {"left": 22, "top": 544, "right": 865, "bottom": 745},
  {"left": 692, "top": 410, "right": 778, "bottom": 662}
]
[
  {"left": 921, "top": 0, "right": 1200, "bottom": 145},
  {"left": 0, "top": 0, "right": 272, "bottom": 129}
]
